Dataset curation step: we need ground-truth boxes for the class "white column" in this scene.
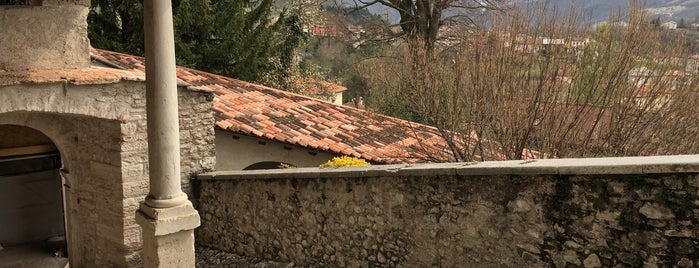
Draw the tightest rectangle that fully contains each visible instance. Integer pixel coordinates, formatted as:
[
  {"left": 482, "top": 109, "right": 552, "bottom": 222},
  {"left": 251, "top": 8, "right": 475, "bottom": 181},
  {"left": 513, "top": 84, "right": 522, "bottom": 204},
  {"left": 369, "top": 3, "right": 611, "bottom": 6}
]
[
  {"left": 143, "top": 0, "right": 187, "bottom": 208},
  {"left": 136, "top": 0, "right": 200, "bottom": 267}
]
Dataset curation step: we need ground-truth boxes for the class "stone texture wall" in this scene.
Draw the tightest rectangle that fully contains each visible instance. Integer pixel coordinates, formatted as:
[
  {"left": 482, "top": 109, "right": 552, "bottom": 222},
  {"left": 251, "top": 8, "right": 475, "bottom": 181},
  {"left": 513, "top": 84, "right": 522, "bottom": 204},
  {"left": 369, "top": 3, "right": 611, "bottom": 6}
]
[
  {"left": 118, "top": 82, "right": 215, "bottom": 265},
  {"left": 198, "top": 158, "right": 699, "bottom": 267},
  {"left": 0, "top": 111, "right": 127, "bottom": 267},
  {"left": 0, "top": 77, "right": 215, "bottom": 267},
  {"left": 0, "top": 5, "right": 90, "bottom": 71},
  {"left": 178, "top": 89, "right": 217, "bottom": 192},
  {"left": 542, "top": 174, "right": 698, "bottom": 268}
]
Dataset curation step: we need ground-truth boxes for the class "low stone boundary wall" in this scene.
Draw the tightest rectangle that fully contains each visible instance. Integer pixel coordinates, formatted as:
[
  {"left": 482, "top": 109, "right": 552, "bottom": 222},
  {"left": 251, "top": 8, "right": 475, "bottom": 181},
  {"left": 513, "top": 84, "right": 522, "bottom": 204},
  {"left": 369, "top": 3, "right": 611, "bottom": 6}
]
[{"left": 197, "top": 155, "right": 699, "bottom": 267}]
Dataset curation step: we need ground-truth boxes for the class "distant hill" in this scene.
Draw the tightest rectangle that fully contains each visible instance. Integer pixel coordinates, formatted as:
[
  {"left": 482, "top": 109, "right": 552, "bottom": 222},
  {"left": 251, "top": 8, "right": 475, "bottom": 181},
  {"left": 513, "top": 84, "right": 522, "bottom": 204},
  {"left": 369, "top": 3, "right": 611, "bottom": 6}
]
[
  {"left": 329, "top": 0, "right": 402, "bottom": 23},
  {"left": 329, "top": 0, "right": 699, "bottom": 25},
  {"left": 644, "top": 0, "right": 699, "bottom": 21},
  {"left": 512, "top": 0, "right": 699, "bottom": 23}
]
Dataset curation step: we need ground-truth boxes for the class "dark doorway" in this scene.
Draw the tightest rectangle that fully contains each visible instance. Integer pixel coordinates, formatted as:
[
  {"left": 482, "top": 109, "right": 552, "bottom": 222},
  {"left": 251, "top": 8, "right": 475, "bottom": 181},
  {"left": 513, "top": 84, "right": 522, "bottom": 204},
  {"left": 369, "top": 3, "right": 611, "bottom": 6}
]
[
  {"left": 243, "top": 161, "right": 296, "bottom": 170},
  {"left": 0, "top": 125, "right": 67, "bottom": 265},
  {"left": 0, "top": 153, "right": 64, "bottom": 244}
]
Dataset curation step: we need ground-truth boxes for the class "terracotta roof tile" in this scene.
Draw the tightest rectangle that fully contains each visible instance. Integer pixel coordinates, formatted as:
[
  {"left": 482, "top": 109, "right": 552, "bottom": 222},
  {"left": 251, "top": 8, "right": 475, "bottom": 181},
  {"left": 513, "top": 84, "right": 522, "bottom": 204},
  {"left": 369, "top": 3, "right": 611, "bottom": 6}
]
[{"left": 91, "top": 49, "right": 484, "bottom": 164}]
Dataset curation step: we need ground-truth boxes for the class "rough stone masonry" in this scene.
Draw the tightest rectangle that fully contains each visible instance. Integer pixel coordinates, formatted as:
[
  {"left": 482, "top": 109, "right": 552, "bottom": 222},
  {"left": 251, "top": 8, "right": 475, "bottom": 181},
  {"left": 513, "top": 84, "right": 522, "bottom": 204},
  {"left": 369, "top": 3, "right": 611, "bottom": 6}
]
[
  {"left": 197, "top": 157, "right": 699, "bottom": 268},
  {"left": 0, "top": 76, "right": 216, "bottom": 266},
  {"left": 1, "top": 2, "right": 215, "bottom": 266}
]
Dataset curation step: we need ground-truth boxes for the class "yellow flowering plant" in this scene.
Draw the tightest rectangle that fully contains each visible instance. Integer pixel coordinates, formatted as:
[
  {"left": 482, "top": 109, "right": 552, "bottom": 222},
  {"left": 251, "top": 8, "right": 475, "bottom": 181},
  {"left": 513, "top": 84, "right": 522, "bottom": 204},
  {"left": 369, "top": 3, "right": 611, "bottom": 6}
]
[{"left": 319, "top": 156, "right": 371, "bottom": 168}]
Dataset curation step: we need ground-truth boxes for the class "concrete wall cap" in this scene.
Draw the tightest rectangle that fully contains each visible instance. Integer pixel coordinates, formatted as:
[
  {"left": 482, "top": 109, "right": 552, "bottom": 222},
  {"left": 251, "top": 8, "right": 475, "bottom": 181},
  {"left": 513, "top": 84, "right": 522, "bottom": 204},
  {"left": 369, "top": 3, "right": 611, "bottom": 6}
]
[{"left": 200, "top": 154, "right": 699, "bottom": 180}]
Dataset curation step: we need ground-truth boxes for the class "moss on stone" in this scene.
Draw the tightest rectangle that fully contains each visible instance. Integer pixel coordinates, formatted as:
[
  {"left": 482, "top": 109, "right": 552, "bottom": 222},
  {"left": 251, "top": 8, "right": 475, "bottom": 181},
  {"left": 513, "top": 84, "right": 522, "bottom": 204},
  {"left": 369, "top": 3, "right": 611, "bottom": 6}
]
[{"left": 657, "top": 189, "right": 694, "bottom": 220}]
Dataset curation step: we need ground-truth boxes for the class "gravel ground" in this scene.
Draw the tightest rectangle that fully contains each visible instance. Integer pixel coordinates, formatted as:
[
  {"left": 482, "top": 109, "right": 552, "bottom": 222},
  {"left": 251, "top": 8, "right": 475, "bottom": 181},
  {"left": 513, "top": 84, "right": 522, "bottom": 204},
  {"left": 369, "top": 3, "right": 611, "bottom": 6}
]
[{"left": 196, "top": 247, "right": 295, "bottom": 268}]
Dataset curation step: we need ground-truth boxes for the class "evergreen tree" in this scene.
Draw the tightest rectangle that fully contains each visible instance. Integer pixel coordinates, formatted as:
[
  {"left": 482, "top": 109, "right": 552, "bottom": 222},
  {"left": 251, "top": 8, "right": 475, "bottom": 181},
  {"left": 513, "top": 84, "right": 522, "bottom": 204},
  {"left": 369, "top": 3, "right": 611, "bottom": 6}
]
[
  {"left": 0, "top": 0, "right": 27, "bottom": 5},
  {"left": 88, "top": 0, "right": 308, "bottom": 83},
  {"left": 88, "top": 0, "right": 144, "bottom": 57}
]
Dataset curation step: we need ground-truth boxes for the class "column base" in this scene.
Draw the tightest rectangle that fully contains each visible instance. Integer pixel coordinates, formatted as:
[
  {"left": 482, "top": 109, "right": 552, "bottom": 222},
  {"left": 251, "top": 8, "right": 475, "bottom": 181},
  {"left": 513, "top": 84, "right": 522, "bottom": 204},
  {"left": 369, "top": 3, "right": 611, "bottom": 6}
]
[
  {"left": 145, "top": 192, "right": 189, "bottom": 208},
  {"left": 136, "top": 201, "right": 201, "bottom": 267}
]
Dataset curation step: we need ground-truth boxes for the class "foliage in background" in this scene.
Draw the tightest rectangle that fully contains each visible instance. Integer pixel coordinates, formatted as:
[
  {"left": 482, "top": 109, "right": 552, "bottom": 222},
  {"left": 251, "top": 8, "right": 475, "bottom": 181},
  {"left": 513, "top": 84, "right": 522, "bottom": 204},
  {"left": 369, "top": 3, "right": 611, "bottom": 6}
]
[
  {"left": 283, "top": 0, "right": 326, "bottom": 28},
  {"left": 362, "top": 1, "right": 699, "bottom": 161},
  {"left": 0, "top": 0, "right": 26, "bottom": 5},
  {"left": 340, "top": 0, "right": 506, "bottom": 52},
  {"left": 88, "top": 0, "right": 312, "bottom": 84},
  {"left": 298, "top": 5, "right": 390, "bottom": 103},
  {"left": 89, "top": 0, "right": 145, "bottom": 56},
  {"left": 320, "top": 156, "right": 371, "bottom": 168},
  {"left": 257, "top": 58, "right": 338, "bottom": 101}
]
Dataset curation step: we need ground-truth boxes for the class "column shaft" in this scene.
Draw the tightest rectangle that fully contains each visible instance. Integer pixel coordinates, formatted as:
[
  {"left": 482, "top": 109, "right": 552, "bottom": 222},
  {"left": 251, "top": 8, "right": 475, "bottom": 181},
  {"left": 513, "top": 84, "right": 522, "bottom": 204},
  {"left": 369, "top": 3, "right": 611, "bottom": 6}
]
[
  {"left": 138, "top": 1, "right": 201, "bottom": 267},
  {"left": 144, "top": 0, "right": 186, "bottom": 207}
]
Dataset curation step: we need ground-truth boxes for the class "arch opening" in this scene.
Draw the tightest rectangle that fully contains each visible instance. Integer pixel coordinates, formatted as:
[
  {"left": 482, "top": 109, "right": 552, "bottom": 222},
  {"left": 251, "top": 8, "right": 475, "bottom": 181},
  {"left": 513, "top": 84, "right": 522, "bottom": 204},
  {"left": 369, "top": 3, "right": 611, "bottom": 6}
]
[
  {"left": 0, "top": 125, "right": 68, "bottom": 264},
  {"left": 243, "top": 161, "right": 296, "bottom": 170}
]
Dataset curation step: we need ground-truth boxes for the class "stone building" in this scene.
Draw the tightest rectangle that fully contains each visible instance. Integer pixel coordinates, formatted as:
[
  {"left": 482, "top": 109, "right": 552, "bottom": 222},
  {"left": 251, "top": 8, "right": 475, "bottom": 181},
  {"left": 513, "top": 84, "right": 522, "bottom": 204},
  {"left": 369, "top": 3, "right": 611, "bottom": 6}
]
[
  {"left": 92, "top": 49, "right": 462, "bottom": 170},
  {"left": 0, "top": 2, "right": 214, "bottom": 267},
  {"left": 3, "top": 3, "right": 698, "bottom": 268},
  {"left": 0, "top": 2, "right": 458, "bottom": 266}
]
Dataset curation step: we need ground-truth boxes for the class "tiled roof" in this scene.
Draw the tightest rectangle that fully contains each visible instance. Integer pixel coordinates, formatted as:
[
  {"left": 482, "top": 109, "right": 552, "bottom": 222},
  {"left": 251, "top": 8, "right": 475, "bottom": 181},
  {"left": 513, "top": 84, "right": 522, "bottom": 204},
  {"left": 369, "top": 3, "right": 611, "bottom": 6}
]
[{"left": 92, "top": 49, "right": 459, "bottom": 164}]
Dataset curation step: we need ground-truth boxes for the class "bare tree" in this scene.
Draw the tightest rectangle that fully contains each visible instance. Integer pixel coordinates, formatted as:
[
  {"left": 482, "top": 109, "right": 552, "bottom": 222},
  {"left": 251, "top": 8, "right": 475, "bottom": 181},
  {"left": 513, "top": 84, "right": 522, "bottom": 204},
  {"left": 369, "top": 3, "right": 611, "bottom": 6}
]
[
  {"left": 340, "top": 0, "right": 506, "bottom": 52},
  {"left": 361, "top": 1, "right": 699, "bottom": 161}
]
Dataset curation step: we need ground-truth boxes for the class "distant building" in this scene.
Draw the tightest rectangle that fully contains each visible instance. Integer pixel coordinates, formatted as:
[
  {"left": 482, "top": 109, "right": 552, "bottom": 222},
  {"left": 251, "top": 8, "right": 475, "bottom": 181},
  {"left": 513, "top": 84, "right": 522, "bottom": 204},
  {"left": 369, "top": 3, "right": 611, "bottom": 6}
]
[
  {"left": 304, "top": 80, "right": 347, "bottom": 105},
  {"left": 542, "top": 37, "right": 565, "bottom": 45},
  {"left": 688, "top": 55, "right": 699, "bottom": 74},
  {"left": 309, "top": 26, "right": 345, "bottom": 38},
  {"left": 505, "top": 34, "right": 539, "bottom": 53},
  {"left": 661, "top": 21, "right": 677, "bottom": 29},
  {"left": 567, "top": 38, "right": 590, "bottom": 49},
  {"left": 632, "top": 86, "right": 673, "bottom": 110}
]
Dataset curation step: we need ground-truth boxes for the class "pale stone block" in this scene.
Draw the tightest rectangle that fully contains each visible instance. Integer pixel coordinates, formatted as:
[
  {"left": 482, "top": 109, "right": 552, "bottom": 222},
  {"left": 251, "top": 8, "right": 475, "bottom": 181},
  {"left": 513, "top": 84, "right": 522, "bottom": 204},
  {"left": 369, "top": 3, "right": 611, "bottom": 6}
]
[
  {"left": 122, "top": 163, "right": 146, "bottom": 178},
  {"left": 90, "top": 160, "right": 122, "bottom": 179},
  {"left": 122, "top": 180, "right": 148, "bottom": 198},
  {"left": 639, "top": 203, "right": 675, "bottom": 220},
  {"left": 123, "top": 226, "right": 143, "bottom": 250},
  {"left": 141, "top": 229, "right": 196, "bottom": 268},
  {"left": 137, "top": 202, "right": 200, "bottom": 236},
  {"left": 96, "top": 223, "right": 127, "bottom": 246},
  {"left": 0, "top": 6, "right": 89, "bottom": 71},
  {"left": 583, "top": 254, "right": 602, "bottom": 268},
  {"left": 136, "top": 203, "right": 200, "bottom": 268}
]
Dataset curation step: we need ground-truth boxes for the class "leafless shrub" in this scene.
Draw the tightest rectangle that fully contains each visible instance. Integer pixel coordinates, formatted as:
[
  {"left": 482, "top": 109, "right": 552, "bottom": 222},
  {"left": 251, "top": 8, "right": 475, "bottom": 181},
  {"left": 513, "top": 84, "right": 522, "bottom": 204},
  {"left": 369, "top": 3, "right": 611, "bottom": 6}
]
[{"left": 362, "top": 1, "right": 699, "bottom": 161}]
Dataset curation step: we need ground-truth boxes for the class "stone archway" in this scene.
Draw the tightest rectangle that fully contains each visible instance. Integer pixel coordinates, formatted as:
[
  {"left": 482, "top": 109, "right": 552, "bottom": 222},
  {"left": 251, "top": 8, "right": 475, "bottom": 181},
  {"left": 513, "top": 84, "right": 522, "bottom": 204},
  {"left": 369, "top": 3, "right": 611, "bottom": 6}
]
[
  {"left": 0, "top": 125, "right": 66, "bottom": 260},
  {"left": 0, "top": 70, "right": 215, "bottom": 266},
  {"left": 0, "top": 112, "right": 128, "bottom": 267}
]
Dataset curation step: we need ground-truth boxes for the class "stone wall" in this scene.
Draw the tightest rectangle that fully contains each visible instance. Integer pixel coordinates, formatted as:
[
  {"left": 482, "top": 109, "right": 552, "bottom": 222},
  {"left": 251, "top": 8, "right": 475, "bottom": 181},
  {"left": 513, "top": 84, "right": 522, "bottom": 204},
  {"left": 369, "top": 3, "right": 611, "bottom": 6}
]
[
  {"left": 0, "top": 112, "right": 127, "bottom": 266},
  {"left": 178, "top": 87, "right": 217, "bottom": 191},
  {"left": 0, "top": 76, "right": 215, "bottom": 266},
  {"left": 0, "top": 5, "right": 90, "bottom": 71},
  {"left": 197, "top": 156, "right": 699, "bottom": 267},
  {"left": 118, "top": 82, "right": 216, "bottom": 265}
]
